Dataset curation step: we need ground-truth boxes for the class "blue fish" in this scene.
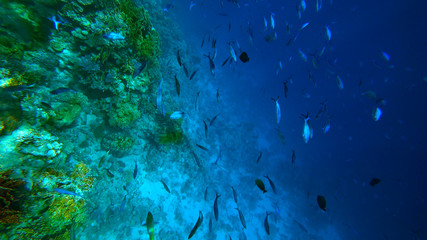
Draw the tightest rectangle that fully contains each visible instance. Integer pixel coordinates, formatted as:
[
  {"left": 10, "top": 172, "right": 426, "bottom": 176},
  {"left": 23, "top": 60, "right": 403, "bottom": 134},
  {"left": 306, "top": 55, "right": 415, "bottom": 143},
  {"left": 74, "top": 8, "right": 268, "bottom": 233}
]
[
  {"left": 133, "top": 161, "right": 138, "bottom": 179},
  {"left": 133, "top": 60, "right": 148, "bottom": 78},
  {"left": 103, "top": 32, "right": 125, "bottom": 40},
  {"left": 53, "top": 188, "right": 82, "bottom": 197},
  {"left": 119, "top": 195, "right": 127, "bottom": 213},
  {"left": 48, "top": 16, "right": 62, "bottom": 30},
  {"left": 170, "top": 111, "right": 185, "bottom": 119},
  {"left": 156, "top": 78, "right": 163, "bottom": 112}
]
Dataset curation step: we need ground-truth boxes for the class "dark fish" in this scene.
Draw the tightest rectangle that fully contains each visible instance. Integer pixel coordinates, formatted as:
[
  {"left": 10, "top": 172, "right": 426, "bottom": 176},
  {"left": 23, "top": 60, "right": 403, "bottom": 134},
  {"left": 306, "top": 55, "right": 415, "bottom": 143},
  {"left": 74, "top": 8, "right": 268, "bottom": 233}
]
[
  {"left": 160, "top": 179, "right": 171, "bottom": 193},
  {"left": 209, "top": 113, "right": 220, "bottom": 126},
  {"left": 315, "top": 101, "right": 328, "bottom": 119},
  {"left": 256, "top": 152, "right": 263, "bottom": 164},
  {"left": 98, "top": 150, "right": 110, "bottom": 168},
  {"left": 255, "top": 179, "right": 267, "bottom": 193},
  {"left": 235, "top": 208, "right": 246, "bottom": 229},
  {"left": 189, "top": 70, "right": 197, "bottom": 80},
  {"left": 105, "top": 168, "right": 114, "bottom": 178},
  {"left": 276, "top": 127, "right": 286, "bottom": 144},
  {"left": 177, "top": 50, "right": 182, "bottom": 66},
  {"left": 188, "top": 211, "right": 203, "bottom": 239},
  {"left": 286, "top": 21, "right": 291, "bottom": 34},
  {"left": 133, "top": 59, "right": 148, "bottom": 78},
  {"left": 133, "top": 161, "right": 138, "bottom": 179},
  {"left": 286, "top": 34, "right": 299, "bottom": 46},
  {"left": 228, "top": 22, "right": 231, "bottom": 32},
  {"left": 283, "top": 81, "right": 289, "bottom": 98},
  {"left": 209, "top": 217, "right": 213, "bottom": 233},
  {"left": 370, "top": 177, "right": 381, "bottom": 186},
  {"left": 183, "top": 63, "right": 190, "bottom": 77},
  {"left": 203, "top": 120, "right": 208, "bottom": 138},
  {"left": 222, "top": 56, "right": 231, "bottom": 66},
  {"left": 191, "top": 150, "right": 202, "bottom": 167},
  {"left": 212, "top": 38, "right": 217, "bottom": 49},
  {"left": 293, "top": 219, "right": 308, "bottom": 233},
  {"left": 119, "top": 195, "right": 127, "bottom": 213},
  {"left": 50, "top": 87, "right": 76, "bottom": 95},
  {"left": 214, "top": 146, "right": 222, "bottom": 165},
  {"left": 264, "top": 211, "right": 270, "bottom": 235},
  {"left": 201, "top": 33, "right": 206, "bottom": 48},
  {"left": 317, "top": 195, "right": 327, "bottom": 211},
  {"left": 239, "top": 52, "right": 249, "bottom": 63},
  {"left": 231, "top": 186, "right": 238, "bottom": 204},
  {"left": 174, "top": 74, "right": 180, "bottom": 96},
  {"left": 264, "top": 175, "right": 277, "bottom": 194},
  {"left": 204, "top": 54, "right": 215, "bottom": 76},
  {"left": 291, "top": 150, "right": 296, "bottom": 165},
  {"left": 40, "top": 102, "right": 52, "bottom": 109},
  {"left": 216, "top": 88, "right": 220, "bottom": 102},
  {"left": 146, "top": 211, "right": 155, "bottom": 240},
  {"left": 195, "top": 91, "right": 200, "bottom": 111},
  {"left": 214, "top": 194, "right": 221, "bottom": 221},
  {"left": 264, "top": 32, "right": 277, "bottom": 42},
  {"left": 196, "top": 143, "right": 208, "bottom": 151},
  {"left": 308, "top": 70, "right": 315, "bottom": 86},
  {"left": 38, "top": 205, "right": 50, "bottom": 215},
  {"left": 204, "top": 187, "right": 208, "bottom": 201}
]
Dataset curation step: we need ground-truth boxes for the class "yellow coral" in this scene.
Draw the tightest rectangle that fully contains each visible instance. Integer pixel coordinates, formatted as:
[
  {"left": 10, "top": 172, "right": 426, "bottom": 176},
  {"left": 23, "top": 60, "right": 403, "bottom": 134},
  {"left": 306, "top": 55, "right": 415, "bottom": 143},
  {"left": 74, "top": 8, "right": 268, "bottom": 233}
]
[
  {"left": 0, "top": 68, "right": 27, "bottom": 88},
  {"left": 49, "top": 195, "right": 85, "bottom": 223}
]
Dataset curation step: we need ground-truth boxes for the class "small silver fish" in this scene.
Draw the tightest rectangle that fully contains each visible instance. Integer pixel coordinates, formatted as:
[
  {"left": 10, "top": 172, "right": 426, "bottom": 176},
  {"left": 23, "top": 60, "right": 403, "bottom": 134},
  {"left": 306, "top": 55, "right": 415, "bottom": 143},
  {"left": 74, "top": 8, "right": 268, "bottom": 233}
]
[
  {"left": 170, "top": 111, "right": 185, "bottom": 119},
  {"left": 325, "top": 25, "right": 332, "bottom": 41},
  {"left": 272, "top": 97, "right": 281, "bottom": 125},
  {"left": 270, "top": 13, "right": 275, "bottom": 30},
  {"left": 103, "top": 32, "right": 125, "bottom": 40}
]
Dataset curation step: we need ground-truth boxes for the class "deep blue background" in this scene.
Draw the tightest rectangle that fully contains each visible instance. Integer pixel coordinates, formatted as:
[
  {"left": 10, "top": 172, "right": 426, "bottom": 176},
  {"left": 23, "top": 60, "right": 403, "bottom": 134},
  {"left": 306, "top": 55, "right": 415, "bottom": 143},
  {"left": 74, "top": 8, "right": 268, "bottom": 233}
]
[{"left": 166, "top": 0, "right": 426, "bottom": 238}]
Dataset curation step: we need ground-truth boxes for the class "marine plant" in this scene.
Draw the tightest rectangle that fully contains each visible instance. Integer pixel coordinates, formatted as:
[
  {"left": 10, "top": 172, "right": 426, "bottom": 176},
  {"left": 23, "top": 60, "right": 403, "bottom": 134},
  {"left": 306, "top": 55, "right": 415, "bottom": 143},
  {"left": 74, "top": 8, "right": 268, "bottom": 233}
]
[
  {"left": 101, "top": 132, "right": 135, "bottom": 157},
  {"left": 157, "top": 115, "right": 184, "bottom": 145},
  {"left": 0, "top": 1, "right": 51, "bottom": 61},
  {"left": 0, "top": 171, "right": 26, "bottom": 226},
  {"left": 107, "top": 98, "right": 141, "bottom": 129},
  {"left": 47, "top": 92, "right": 88, "bottom": 128},
  {"left": 117, "top": 0, "right": 161, "bottom": 63}
]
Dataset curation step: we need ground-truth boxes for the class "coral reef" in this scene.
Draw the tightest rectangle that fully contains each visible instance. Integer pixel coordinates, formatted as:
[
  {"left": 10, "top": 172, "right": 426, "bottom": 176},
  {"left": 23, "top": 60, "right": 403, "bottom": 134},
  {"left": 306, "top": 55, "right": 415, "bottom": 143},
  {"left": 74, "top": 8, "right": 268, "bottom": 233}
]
[
  {"left": 101, "top": 132, "right": 136, "bottom": 157},
  {"left": 107, "top": 97, "right": 141, "bottom": 129},
  {"left": 0, "top": 161, "right": 93, "bottom": 239},
  {"left": 0, "top": 171, "right": 26, "bottom": 226},
  {"left": 0, "top": 0, "right": 181, "bottom": 238}
]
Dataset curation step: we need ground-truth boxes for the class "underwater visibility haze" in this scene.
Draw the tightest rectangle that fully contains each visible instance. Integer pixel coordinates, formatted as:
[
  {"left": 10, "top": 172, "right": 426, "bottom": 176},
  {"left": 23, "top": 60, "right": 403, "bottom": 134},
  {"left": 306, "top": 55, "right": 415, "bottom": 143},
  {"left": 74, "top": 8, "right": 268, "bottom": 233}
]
[{"left": 0, "top": 0, "right": 426, "bottom": 239}]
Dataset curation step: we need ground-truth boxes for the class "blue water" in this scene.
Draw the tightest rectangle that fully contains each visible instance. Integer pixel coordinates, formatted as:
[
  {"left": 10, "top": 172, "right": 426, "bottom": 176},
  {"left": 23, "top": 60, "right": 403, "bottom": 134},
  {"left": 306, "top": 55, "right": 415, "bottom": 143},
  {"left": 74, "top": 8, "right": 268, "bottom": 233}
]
[{"left": 165, "top": 0, "right": 427, "bottom": 239}]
